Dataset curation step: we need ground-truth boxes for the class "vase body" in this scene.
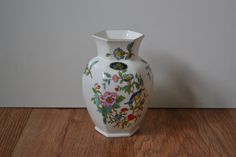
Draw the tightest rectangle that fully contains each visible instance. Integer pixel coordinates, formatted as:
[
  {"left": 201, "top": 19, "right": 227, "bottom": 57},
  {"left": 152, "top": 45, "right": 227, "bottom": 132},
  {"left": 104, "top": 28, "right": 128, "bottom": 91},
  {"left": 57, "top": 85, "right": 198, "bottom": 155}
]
[{"left": 82, "top": 30, "right": 153, "bottom": 137}]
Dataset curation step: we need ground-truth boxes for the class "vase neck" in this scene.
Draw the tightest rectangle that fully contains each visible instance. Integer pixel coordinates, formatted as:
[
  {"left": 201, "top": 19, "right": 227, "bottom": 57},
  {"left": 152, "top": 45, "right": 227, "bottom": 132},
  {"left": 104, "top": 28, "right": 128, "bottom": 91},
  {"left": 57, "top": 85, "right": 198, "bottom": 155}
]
[{"left": 94, "top": 38, "right": 143, "bottom": 60}]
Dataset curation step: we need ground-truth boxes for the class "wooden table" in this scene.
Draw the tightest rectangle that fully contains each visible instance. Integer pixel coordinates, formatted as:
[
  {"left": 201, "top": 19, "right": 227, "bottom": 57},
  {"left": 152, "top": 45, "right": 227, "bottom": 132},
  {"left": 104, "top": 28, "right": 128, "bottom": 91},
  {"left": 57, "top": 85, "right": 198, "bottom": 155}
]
[{"left": 0, "top": 109, "right": 235, "bottom": 157}]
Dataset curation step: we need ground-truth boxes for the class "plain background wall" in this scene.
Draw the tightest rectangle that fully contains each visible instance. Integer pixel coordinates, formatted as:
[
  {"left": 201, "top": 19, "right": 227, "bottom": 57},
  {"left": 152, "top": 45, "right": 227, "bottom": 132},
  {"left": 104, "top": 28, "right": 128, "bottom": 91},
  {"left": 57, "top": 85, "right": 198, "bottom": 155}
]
[{"left": 0, "top": 0, "right": 236, "bottom": 108}]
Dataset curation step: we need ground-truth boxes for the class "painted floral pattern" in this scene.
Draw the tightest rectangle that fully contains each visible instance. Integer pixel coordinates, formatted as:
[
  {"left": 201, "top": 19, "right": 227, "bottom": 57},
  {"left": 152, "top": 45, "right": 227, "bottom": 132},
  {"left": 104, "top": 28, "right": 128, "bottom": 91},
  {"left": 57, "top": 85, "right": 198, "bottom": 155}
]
[
  {"left": 83, "top": 60, "right": 99, "bottom": 78},
  {"left": 91, "top": 70, "right": 147, "bottom": 128},
  {"left": 106, "top": 42, "right": 135, "bottom": 60},
  {"left": 100, "top": 92, "right": 118, "bottom": 107},
  {"left": 140, "top": 59, "right": 152, "bottom": 80}
]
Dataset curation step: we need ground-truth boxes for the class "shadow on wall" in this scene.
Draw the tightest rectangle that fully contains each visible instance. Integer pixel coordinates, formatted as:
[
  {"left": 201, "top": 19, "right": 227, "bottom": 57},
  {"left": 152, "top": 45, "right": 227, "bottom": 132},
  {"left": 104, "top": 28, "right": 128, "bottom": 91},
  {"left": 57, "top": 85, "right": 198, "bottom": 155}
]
[{"left": 145, "top": 51, "right": 225, "bottom": 108}]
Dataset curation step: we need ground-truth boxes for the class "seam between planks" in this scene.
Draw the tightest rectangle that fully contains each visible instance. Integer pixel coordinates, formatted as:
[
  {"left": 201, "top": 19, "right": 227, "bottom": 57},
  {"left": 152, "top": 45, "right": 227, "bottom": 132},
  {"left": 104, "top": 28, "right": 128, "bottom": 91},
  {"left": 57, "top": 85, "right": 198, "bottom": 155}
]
[{"left": 10, "top": 109, "right": 33, "bottom": 157}]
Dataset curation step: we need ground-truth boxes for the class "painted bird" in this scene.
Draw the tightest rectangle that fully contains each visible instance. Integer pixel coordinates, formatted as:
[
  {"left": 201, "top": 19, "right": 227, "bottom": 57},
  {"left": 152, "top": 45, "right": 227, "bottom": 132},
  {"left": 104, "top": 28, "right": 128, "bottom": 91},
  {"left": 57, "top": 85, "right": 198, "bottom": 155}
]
[{"left": 125, "top": 88, "right": 144, "bottom": 106}]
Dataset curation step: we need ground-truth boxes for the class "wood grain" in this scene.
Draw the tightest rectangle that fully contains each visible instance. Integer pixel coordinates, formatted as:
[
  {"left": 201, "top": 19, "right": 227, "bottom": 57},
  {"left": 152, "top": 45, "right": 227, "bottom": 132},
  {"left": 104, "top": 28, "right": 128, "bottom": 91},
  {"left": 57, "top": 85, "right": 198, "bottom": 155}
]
[
  {"left": 0, "top": 109, "right": 235, "bottom": 157},
  {"left": 134, "top": 109, "right": 236, "bottom": 157},
  {"left": 12, "top": 109, "right": 73, "bottom": 157},
  {"left": 0, "top": 109, "right": 32, "bottom": 157},
  {"left": 12, "top": 109, "right": 134, "bottom": 157}
]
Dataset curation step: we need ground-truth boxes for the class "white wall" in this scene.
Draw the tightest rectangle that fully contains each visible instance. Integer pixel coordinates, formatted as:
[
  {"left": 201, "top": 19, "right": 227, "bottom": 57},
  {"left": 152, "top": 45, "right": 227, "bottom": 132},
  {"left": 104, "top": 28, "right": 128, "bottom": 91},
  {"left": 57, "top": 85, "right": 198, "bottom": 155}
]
[{"left": 0, "top": 0, "right": 236, "bottom": 108}]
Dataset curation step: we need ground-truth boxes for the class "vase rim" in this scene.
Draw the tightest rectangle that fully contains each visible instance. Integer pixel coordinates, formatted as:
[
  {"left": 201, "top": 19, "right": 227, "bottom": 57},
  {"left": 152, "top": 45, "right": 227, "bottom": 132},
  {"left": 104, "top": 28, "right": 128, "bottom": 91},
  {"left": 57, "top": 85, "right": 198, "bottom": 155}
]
[{"left": 92, "top": 30, "right": 144, "bottom": 42}]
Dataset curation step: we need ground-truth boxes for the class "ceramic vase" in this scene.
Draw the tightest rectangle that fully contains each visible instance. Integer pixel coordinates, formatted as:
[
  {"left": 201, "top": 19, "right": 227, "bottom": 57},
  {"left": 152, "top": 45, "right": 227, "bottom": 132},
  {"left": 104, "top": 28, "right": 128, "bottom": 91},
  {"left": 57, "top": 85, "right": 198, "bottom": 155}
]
[{"left": 82, "top": 30, "right": 153, "bottom": 137}]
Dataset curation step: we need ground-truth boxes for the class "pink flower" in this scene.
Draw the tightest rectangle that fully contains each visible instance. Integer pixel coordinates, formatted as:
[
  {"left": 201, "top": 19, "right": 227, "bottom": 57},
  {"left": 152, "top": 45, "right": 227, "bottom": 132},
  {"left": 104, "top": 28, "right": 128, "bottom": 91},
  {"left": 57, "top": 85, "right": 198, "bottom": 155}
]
[
  {"left": 112, "top": 75, "right": 120, "bottom": 83},
  {"left": 100, "top": 92, "right": 118, "bottom": 107}
]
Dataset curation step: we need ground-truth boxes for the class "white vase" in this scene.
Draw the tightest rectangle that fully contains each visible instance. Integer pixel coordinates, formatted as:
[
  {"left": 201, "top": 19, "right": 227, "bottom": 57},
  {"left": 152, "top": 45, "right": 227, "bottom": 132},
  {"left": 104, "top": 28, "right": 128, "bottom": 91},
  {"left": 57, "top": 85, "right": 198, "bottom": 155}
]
[{"left": 82, "top": 30, "right": 153, "bottom": 137}]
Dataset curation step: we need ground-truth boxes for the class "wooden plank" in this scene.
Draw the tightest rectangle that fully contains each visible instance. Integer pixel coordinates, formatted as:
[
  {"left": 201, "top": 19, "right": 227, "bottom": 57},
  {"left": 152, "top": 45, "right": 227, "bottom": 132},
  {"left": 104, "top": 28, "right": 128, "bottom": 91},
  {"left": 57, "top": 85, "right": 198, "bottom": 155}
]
[
  {"left": 0, "top": 109, "right": 32, "bottom": 157},
  {"left": 12, "top": 109, "right": 74, "bottom": 157},
  {"left": 8, "top": 109, "right": 236, "bottom": 157},
  {"left": 56, "top": 109, "right": 96, "bottom": 157},
  {"left": 85, "top": 130, "right": 133, "bottom": 157},
  {"left": 133, "top": 109, "right": 236, "bottom": 157},
  {"left": 228, "top": 109, "right": 236, "bottom": 124},
  {"left": 12, "top": 109, "right": 133, "bottom": 157},
  {"left": 58, "top": 109, "right": 134, "bottom": 157}
]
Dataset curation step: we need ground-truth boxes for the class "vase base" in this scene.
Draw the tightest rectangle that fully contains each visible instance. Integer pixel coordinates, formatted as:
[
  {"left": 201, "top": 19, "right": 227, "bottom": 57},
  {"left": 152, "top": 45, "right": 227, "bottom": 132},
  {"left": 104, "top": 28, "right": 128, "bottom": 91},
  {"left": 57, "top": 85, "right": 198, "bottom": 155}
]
[{"left": 94, "top": 126, "right": 140, "bottom": 138}]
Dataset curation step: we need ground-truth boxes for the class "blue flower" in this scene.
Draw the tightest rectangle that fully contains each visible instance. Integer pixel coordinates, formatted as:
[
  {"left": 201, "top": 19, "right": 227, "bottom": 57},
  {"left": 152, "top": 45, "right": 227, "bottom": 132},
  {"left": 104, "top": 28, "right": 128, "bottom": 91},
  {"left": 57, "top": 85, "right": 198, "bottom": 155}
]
[
  {"left": 113, "top": 48, "right": 126, "bottom": 60},
  {"left": 106, "top": 106, "right": 112, "bottom": 113},
  {"left": 115, "top": 114, "right": 122, "bottom": 121}
]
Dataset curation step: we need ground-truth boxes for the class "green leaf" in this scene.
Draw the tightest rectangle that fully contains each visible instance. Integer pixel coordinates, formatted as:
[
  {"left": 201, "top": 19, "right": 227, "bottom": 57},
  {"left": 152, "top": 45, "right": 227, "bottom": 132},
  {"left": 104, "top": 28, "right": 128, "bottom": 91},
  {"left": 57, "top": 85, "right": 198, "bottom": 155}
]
[
  {"left": 127, "top": 88, "right": 131, "bottom": 95},
  {"left": 89, "top": 60, "right": 99, "bottom": 69},
  {"left": 102, "top": 83, "right": 106, "bottom": 89},
  {"left": 112, "top": 103, "right": 120, "bottom": 109},
  {"left": 140, "top": 59, "right": 148, "bottom": 64},
  {"left": 116, "top": 95, "right": 125, "bottom": 103},
  {"left": 106, "top": 53, "right": 112, "bottom": 57},
  {"left": 101, "top": 108, "right": 107, "bottom": 116},
  {"left": 121, "top": 85, "right": 129, "bottom": 92},
  {"left": 102, "top": 79, "right": 107, "bottom": 82},
  {"left": 104, "top": 72, "right": 111, "bottom": 78},
  {"left": 103, "top": 117, "right": 107, "bottom": 124},
  {"left": 145, "top": 65, "right": 151, "bottom": 71},
  {"left": 92, "top": 88, "right": 97, "bottom": 94},
  {"left": 130, "top": 105, "right": 134, "bottom": 111},
  {"left": 135, "top": 82, "right": 140, "bottom": 89},
  {"left": 118, "top": 71, "right": 123, "bottom": 78},
  {"left": 127, "top": 42, "right": 134, "bottom": 53},
  {"left": 94, "top": 97, "right": 100, "bottom": 105}
]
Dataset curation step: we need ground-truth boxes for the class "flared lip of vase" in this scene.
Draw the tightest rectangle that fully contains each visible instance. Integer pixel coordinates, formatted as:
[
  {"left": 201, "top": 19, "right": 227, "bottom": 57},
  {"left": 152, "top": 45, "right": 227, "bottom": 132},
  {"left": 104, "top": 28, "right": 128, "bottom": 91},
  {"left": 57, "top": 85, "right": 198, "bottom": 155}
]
[{"left": 92, "top": 30, "right": 144, "bottom": 42}]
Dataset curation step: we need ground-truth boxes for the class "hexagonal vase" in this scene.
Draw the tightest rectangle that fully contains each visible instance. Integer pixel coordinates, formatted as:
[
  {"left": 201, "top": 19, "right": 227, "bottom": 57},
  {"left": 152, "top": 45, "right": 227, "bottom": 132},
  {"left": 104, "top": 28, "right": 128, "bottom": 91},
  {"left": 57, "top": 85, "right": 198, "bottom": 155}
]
[{"left": 82, "top": 30, "right": 153, "bottom": 137}]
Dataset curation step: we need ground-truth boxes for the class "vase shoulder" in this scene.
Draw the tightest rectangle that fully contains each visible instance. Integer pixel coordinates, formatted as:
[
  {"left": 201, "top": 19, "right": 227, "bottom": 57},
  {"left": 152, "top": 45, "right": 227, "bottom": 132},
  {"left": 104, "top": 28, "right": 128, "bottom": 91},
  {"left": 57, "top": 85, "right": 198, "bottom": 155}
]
[{"left": 84, "top": 56, "right": 153, "bottom": 82}]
